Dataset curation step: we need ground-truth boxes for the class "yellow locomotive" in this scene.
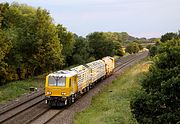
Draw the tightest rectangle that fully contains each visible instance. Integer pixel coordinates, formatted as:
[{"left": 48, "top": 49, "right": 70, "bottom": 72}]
[{"left": 45, "top": 56, "right": 115, "bottom": 106}]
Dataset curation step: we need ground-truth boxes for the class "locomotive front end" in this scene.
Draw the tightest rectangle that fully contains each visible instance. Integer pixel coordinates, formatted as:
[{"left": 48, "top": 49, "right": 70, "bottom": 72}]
[{"left": 45, "top": 70, "right": 77, "bottom": 106}]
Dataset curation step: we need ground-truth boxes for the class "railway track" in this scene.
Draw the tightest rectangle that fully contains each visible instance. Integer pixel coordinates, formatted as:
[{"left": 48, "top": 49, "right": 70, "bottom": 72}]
[
  {"left": 0, "top": 51, "right": 148, "bottom": 124},
  {"left": 114, "top": 52, "right": 147, "bottom": 73},
  {"left": 115, "top": 52, "right": 143, "bottom": 66},
  {"left": 0, "top": 90, "right": 43, "bottom": 113},
  {"left": 28, "top": 109, "right": 65, "bottom": 124},
  {"left": 0, "top": 92, "right": 44, "bottom": 123}
]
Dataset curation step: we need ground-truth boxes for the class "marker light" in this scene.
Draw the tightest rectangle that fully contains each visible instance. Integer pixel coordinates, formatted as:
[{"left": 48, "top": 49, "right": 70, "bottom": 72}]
[{"left": 47, "top": 91, "right": 52, "bottom": 95}]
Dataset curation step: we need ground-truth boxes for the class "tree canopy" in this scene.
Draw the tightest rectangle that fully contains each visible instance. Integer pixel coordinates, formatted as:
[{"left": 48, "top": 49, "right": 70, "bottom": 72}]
[
  {"left": 87, "top": 32, "right": 124, "bottom": 59},
  {"left": 56, "top": 24, "right": 74, "bottom": 66},
  {"left": 160, "top": 32, "right": 177, "bottom": 42},
  {"left": 0, "top": 3, "right": 64, "bottom": 84},
  {"left": 125, "top": 42, "right": 140, "bottom": 54},
  {"left": 131, "top": 34, "right": 180, "bottom": 123}
]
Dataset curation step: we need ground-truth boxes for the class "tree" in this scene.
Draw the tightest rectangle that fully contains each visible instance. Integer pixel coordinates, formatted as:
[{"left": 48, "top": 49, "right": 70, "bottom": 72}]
[
  {"left": 87, "top": 32, "right": 116, "bottom": 59},
  {"left": 87, "top": 32, "right": 125, "bottom": 59},
  {"left": 0, "top": 3, "right": 20, "bottom": 82},
  {"left": 56, "top": 24, "right": 75, "bottom": 66},
  {"left": 0, "top": 3, "right": 65, "bottom": 84},
  {"left": 125, "top": 42, "right": 140, "bottom": 54},
  {"left": 0, "top": 30, "right": 12, "bottom": 84},
  {"left": 29, "top": 8, "right": 63, "bottom": 75},
  {"left": 138, "top": 44, "right": 143, "bottom": 50},
  {"left": 146, "top": 44, "right": 152, "bottom": 50},
  {"left": 160, "top": 32, "right": 177, "bottom": 42},
  {"left": 155, "top": 38, "right": 161, "bottom": 45},
  {"left": 0, "top": 3, "right": 10, "bottom": 29},
  {"left": 131, "top": 38, "right": 180, "bottom": 123},
  {"left": 113, "top": 41, "right": 124, "bottom": 56},
  {"left": 149, "top": 45, "right": 158, "bottom": 56},
  {"left": 72, "top": 35, "right": 93, "bottom": 64}
]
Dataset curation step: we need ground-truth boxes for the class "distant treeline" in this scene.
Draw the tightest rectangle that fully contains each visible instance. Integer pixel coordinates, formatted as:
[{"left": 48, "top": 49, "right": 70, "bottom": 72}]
[{"left": 0, "top": 2, "right": 149, "bottom": 85}]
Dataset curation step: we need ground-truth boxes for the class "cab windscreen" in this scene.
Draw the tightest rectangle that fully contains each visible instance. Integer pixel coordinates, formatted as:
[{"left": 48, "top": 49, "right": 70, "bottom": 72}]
[{"left": 48, "top": 76, "right": 66, "bottom": 86}]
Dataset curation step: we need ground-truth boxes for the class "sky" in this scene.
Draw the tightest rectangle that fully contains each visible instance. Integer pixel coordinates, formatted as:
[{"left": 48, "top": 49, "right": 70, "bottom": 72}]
[{"left": 0, "top": 0, "right": 180, "bottom": 38}]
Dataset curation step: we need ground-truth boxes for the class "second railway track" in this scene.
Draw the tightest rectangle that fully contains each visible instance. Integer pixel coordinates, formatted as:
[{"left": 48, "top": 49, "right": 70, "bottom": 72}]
[{"left": 0, "top": 92, "right": 44, "bottom": 123}]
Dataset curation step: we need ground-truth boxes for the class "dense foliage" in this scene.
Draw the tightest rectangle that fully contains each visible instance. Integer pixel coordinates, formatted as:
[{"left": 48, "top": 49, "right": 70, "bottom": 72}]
[
  {"left": 1, "top": 3, "right": 134, "bottom": 85},
  {"left": 87, "top": 32, "right": 124, "bottom": 59},
  {"left": 71, "top": 35, "right": 94, "bottom": 64},
  {"left": 125, "top": 42, "right": 141, "bottom": 54},
  {"left": 149, "top": 45, "right": 158, "bottom": 57},
  {"left": 131, "top": 32, "right": 180, "bottom": 123},
  {"left": 160, "top": 32, "right": 177, "bottom": 43},
  {"left": 0, "top": 3, "right": 65, "bottom": 84},
  {"left": 56, "top": 24, "right": 74, "bottom": 66}
]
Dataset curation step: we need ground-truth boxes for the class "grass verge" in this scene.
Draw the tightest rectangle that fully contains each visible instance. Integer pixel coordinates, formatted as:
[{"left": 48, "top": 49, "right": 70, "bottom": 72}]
[
  {"left": 74, "top": 60, "right": 150, "bottom": 124},
  {"left": 0, "top": 75, "right": 44, "bottom": 104}
]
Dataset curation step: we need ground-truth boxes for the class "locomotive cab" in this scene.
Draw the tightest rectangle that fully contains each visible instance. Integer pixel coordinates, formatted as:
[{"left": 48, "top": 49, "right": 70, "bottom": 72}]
[{"left": 45, "top": 70, "right": 78, "bottom": 106}]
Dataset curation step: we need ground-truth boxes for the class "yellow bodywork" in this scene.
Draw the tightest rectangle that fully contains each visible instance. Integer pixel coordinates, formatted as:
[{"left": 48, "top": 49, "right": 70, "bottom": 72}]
[
  {"left": 102, "top": 56, "right": 115, "bottom": 75},
  {"left": 45, "top": 75, "right": 78, "bottom": 97}
]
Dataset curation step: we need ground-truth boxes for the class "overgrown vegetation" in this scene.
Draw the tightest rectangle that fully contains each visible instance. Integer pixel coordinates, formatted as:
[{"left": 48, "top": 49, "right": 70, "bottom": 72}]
[
  {"left": 74, "top": 61, "right": 150, "bottom": 124},
  {"left": 0, "top": 76, "right": 44, "bottom": 104},
  {"left": 131, "top": 31, "right": 180, "bottom": 123},
  {"left": 125, "top": 42, "right": 142, "bottom": 54}
]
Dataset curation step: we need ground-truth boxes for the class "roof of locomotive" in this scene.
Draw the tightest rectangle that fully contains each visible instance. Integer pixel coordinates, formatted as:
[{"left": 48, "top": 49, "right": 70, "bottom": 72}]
[{"left": 48, "top": 70, "right": 77, "bottom": 77}]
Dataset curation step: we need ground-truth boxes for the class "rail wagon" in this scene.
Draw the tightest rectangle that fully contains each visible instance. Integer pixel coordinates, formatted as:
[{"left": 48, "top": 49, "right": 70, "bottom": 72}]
[
  {"left": 70, "top": 65, "right": 91, "bottom": 93},
  {"left": 86, "top": 60, "right": 106, "bottom": 85},
  {"left": 102, "top": 56, "right": 115, "bottom": 76}
]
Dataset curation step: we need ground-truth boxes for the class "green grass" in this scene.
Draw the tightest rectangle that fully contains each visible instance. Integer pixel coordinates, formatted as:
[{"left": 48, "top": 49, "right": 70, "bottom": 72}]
[
  {"left": 74, "top": 61, "right": 150, "bottom": 124},
  {"left": 0, "top": 76, "right": 45, "bottom": 104}
]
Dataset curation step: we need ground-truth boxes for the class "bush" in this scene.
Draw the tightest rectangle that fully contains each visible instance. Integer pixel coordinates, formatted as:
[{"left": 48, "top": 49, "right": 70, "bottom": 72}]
[
  {"left": 125, "top": 42, "right": 140, "bottom": 54},
  {"left": 131, "top": 38, "right": 180, "bottom": 123},
  {"left": 149, "top": 46, "right": 158, "bottom": 57}
]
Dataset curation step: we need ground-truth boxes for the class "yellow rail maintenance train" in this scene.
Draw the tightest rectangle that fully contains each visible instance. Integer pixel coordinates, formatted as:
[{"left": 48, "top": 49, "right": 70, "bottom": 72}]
[{"left": 45, "top": 56, "right": 115, "bottom": 106}]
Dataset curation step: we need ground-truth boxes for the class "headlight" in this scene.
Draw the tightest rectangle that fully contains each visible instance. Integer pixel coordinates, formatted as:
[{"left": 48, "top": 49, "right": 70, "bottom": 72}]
[
  {"left": 61, "top": 92, "right": 66, "bottom": 95},
  {"left": 47, "top": 91, "right": 52, "bottom": 95}
]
